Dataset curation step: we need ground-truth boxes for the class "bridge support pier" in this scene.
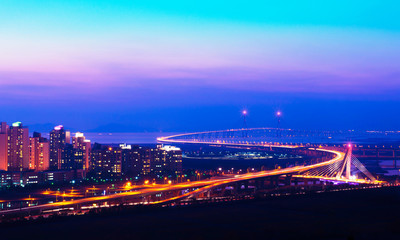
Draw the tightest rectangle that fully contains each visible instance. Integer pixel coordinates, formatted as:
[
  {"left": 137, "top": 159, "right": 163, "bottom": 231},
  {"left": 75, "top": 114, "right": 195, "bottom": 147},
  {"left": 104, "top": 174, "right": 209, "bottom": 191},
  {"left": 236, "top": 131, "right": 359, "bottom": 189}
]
[
  {"left": 285, "top": 175, "right": 292, "bottom": 186},
  {"left": 74, "top": 204, "right": 81, "bottom": 211}
]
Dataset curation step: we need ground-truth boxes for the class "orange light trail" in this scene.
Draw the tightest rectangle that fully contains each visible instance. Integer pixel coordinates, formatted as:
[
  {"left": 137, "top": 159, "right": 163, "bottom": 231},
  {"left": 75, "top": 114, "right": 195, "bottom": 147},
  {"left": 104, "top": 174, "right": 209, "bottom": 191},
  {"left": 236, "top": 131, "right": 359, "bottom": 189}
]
[{"left": 0, "top": 130, "right": 383, "bottom": 215}]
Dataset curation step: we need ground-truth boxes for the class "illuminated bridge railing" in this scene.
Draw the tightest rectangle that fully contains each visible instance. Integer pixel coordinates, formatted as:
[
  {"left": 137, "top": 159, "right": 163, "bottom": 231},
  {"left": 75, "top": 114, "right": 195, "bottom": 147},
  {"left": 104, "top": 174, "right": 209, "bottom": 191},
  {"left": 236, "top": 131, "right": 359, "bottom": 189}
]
[
  {"left": 158, "top": 128, "right": 362, "bottom": 145},
  {"left": 158, "top": 128, "right": 383, "bottom": 185}
]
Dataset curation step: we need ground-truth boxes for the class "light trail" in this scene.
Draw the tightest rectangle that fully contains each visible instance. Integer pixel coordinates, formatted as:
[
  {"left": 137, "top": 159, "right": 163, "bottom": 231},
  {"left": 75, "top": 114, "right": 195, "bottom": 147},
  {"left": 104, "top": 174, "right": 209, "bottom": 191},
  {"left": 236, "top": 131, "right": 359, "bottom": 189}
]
[
  {"left": 0, "top": 146, "right": 347, "bottom": 216},
  {"left": 0, "top": 129, "right": 383, "bottom": 216},
  {"left": 155, "top": 129, "right": 382, "bottom": 202}
]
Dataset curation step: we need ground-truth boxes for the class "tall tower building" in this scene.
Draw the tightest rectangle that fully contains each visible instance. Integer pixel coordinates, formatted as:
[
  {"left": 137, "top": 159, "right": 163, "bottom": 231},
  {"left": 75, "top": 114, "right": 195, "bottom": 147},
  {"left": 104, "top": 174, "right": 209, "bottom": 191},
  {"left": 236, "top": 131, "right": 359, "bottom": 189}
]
[
  {"left": 29, "top": 135, "right": 39, "bottom": 170},
  {"left": 49, "top": 125, "right": 70, "bottom": 170},
  {"left": 90, "top": 144, "right": 121, "bottom": 178},
  {"left": 8, "top": 122, "right": 29, "bottom": 171},
  {"left": 121, "top": 144, "right": 143, "bottom": 177},
  {"left": 152, "top": 145, "right": 182, "bottom": 175},
  {"left": 72, "top": 132, "right": 91, "bottom": 171},
  {"left": 29, "top": 132, "right": 50, "bottom": 171},
  {"left": 0, "top": 122, "right": 9, "bottom": 171}
]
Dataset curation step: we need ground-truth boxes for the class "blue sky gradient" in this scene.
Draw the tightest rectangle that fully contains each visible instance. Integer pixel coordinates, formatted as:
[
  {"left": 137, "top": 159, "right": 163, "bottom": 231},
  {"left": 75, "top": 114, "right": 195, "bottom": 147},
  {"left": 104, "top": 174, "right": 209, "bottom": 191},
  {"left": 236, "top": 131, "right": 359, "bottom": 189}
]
[{"left": 0, "top": 1, "right": 399, "bottom": 132}]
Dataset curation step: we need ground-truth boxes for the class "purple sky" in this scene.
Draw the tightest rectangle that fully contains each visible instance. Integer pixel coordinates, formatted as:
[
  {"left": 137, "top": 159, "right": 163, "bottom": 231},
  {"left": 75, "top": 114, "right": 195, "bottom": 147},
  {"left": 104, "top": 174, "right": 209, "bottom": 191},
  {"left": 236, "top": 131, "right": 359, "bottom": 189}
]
[{"left": 1, "top": 1, "right": 400, "bottom": 132}]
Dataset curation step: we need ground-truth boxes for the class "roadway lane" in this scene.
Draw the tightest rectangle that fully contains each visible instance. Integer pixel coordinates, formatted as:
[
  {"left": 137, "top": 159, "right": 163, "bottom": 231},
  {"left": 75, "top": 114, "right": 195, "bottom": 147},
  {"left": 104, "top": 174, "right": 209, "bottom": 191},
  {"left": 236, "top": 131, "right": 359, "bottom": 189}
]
[{"left": 0, "top": 147, "right": 347, "bottom": 216}]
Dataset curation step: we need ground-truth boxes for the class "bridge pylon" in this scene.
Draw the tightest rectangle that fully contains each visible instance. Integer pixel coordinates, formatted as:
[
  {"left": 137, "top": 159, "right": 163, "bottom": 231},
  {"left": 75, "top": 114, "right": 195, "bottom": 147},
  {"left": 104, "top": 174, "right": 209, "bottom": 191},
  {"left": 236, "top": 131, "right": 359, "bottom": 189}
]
[
  {"left": 298, "top": 144, "right": 376, "bottom": 183},
  {"left": 335, "top": 144, "right": 353, "bottom": 180},
  {"left": 346, "top": 145, "right": 352, "bottom": 179},
  {"left": 344, "top": 144, "right": 352, "bottom": 179},
  {"left": 333, "top": 144, "right": 377, "bottom": 182}
]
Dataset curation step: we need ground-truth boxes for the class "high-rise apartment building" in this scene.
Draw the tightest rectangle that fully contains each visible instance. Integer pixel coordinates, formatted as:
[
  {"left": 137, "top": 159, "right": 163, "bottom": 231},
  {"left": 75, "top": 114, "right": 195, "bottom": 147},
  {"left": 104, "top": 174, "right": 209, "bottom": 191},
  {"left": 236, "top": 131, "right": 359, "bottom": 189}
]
[
  {"left": 62, "top": 144, "right": 76, "bottom": 170},
  {"left": 7, "top": 122, "right": 29, "bottom": 171},
  {"left": 119, "top": 144, "right": 182, "bottom": 177},
  {"left": 90, "top": 144, "right": 122, "bottom": 178},
  {"left": 162, "top": 145, "right": 183, "bottom": 175},
  {"left": 72, "top": 132, "right": 91, "bottom": 171},
  {"left": 29, "top": 132, "right": 50, "bottom": 171},
  {"left": 150, "top": 145, "right": 182, "bottom": 175},
  {"left": 49, "top": 125, "right": 70, "bottom": 170},
  {"left": 120, "top": 144, "right": 146, "bottom": 177},
  {"left": 0, "top": 122, "right": 9, "bottom": 171}
]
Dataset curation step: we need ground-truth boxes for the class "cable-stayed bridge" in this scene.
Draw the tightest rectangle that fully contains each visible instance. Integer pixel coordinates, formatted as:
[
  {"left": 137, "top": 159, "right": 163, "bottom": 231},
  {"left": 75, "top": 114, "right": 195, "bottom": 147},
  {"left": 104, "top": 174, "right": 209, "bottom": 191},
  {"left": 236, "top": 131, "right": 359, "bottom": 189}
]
[
  {"left": 157, "top": 128, "right": 381, "bottom": 184},
  {"left": 297, "top": 145, "right": 377, "bottom": 183},
  {"left": 0, "top": 128, "right": 383, "bottom": 218},
  {"left": 153, "top": 128, "right": 383, "bottom": 203}
]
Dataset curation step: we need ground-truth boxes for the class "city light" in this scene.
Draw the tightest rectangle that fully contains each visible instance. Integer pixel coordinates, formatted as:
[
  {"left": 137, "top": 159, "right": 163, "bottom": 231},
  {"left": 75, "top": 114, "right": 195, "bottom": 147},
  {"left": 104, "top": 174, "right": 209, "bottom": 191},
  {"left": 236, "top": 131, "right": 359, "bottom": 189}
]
[
  {"left": 54, "top": 125, "right": 63, "bottom": 131},
  {"left": 0, "top": 128, "right": 385, "bottom": 228},
  {"left": 0, "top": 1, "right": 396, "bottom": 237},
  {"left": 12, "top": 122, "right": 22, "bottom": 127}
]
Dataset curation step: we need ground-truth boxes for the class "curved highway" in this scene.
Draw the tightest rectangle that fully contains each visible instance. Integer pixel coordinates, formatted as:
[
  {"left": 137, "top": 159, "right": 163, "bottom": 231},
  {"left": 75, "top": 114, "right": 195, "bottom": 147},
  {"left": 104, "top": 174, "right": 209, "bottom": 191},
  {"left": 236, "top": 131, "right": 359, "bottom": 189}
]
[{"left": 1, "top": 128, "right": 376, "bottom": 217}]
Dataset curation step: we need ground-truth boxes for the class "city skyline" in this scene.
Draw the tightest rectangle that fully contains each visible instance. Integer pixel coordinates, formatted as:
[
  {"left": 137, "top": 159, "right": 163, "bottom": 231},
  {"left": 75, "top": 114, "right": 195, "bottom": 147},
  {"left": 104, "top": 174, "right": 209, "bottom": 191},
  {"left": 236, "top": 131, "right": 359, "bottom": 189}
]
[
  {"left": 1, "top": 2, "right": 400, "bottom": 239},
  {"left": 1, "top": 1, "right": 400, "bottom": 132}
]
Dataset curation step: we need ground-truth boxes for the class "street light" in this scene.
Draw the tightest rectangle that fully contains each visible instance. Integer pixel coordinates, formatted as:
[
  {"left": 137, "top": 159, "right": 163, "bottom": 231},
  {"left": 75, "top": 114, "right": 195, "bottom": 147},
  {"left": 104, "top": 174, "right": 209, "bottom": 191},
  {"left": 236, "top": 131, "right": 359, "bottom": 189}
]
[
  {"left": 242, "top": 110, "right": 248, "bottom": 138},
  {"left": 276, "top": 111, "right": 282, "bottom": 138},
  {"left": 276, "top": 111, "right": 282, "bottom": 127},
  {"left": 242, "top": 110, "right": 248, "bottom": 129}
]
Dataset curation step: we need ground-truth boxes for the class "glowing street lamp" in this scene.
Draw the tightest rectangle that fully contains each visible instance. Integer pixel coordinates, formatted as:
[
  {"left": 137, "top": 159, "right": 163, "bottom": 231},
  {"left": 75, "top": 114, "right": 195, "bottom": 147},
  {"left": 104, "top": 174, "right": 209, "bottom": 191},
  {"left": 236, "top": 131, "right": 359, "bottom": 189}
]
[
  {"left": 124, "top": 181, "right": 132, "bottom": 189},
  {"left": 276, "top": 111, "right": 282, "bottom": 138},
  {"left": 242, "top": 110, "right": 248, "bottom": 138},
  {"left": 242, "top": 110, "right": 248, "bottom": 127},
  {"left": 276, "top": 111, "right": 282, "bottom": 126}
]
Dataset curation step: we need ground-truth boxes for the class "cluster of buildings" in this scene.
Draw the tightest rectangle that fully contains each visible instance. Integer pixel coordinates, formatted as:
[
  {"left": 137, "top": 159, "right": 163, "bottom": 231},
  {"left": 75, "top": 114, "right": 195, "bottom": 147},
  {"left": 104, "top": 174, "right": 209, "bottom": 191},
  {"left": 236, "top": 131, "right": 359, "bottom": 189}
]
[
  {"left": 91, "top": 143, "right": 182, "bottom": 179},
  {"left": 0, "top": 122, "right": 90, "bottom": 172},
  {"left": 0, "top": 122, "right": 182, "bottom": 187}
]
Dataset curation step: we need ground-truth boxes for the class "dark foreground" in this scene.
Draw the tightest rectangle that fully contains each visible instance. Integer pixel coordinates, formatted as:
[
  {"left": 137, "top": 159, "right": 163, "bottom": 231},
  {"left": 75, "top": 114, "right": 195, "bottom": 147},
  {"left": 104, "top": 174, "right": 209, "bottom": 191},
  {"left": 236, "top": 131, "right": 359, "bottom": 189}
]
[{"left": 1, "top": 186, "right": 400, "bottom": 240}]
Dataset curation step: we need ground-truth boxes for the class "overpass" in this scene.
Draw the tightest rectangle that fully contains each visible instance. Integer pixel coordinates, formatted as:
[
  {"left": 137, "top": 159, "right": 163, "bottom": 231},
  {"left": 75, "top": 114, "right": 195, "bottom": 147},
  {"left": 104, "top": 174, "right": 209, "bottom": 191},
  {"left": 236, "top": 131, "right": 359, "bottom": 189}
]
[{"left": 0, "top": 128, "right": 383, "bottom": 218}]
